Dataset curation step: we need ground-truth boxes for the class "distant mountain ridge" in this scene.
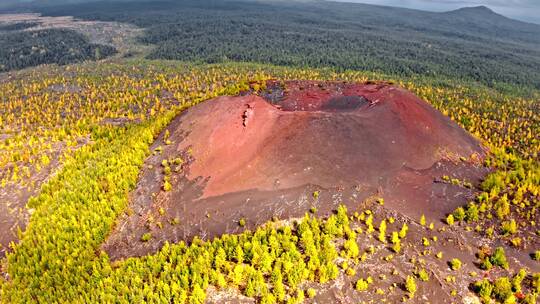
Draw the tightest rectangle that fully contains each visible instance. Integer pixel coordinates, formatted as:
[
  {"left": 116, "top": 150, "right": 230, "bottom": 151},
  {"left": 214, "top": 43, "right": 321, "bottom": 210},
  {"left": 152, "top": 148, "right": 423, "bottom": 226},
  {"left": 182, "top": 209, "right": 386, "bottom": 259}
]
[
  {"left": 443, "top": 5, "right": 530, "bottom": 25},
  {"left": 447, "top": 5, "right": 497, "bottom": 14},
  {"left": 437, "top": 4, "right": 540, "bottom": 44}
]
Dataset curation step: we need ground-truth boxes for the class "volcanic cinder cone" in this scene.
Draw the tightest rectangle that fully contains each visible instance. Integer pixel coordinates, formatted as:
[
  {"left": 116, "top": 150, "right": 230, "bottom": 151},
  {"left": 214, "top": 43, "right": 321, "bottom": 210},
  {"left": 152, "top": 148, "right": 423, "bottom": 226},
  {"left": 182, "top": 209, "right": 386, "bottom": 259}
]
[
  {"left": 182, "top": 81, "right": 483, "bottom": 198},
  {"left": 104, "top": 81, "right": 488, "bottom": 259}
]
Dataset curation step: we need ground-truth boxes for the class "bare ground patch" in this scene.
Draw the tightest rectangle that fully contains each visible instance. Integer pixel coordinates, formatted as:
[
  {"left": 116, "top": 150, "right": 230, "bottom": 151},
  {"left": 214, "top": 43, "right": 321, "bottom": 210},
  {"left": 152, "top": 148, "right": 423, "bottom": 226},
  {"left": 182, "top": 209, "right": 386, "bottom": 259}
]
[{"left": 0, "top": 13, "right": 150, "bottom": 57}]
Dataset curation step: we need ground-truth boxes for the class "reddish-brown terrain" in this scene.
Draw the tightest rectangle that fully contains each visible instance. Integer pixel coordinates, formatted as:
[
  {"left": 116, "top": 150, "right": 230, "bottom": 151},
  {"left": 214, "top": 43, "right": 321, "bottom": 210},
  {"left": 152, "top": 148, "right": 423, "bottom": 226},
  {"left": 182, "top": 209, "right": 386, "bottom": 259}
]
[{"left": 104, "top": 81, "right": 489, "bottom": 260}]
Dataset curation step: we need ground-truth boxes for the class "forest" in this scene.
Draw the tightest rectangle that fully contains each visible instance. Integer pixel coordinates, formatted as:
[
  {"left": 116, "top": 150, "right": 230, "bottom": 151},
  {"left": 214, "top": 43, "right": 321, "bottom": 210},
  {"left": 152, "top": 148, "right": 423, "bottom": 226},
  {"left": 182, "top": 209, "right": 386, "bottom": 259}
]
[
  {"left": 0, "top": 21, "right": 39, "bottom": 31},
  {"left": 0, "top": 27, "right": 116, "bottom": 71},
  {"left": 24, "top": 0, "right": 540, "bottom": 91}
]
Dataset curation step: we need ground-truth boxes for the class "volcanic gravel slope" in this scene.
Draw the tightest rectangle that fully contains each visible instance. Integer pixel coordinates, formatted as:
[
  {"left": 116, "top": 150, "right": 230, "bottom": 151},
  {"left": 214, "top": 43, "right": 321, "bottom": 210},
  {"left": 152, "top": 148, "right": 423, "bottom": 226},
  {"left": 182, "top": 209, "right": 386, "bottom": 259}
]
[{"left": 104, "top": 81, "right": 488, "bottom": 259}]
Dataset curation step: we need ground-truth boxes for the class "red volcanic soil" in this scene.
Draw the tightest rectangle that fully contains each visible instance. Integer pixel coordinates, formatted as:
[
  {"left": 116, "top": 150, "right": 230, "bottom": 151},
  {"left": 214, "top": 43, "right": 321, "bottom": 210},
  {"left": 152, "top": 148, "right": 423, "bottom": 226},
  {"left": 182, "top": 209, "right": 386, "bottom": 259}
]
[
  {"left": 185, "top": 81, "right": 483, "bottom": 198},
  {"left": 103, "top": 80, "right": 489, "bottom": 259}
]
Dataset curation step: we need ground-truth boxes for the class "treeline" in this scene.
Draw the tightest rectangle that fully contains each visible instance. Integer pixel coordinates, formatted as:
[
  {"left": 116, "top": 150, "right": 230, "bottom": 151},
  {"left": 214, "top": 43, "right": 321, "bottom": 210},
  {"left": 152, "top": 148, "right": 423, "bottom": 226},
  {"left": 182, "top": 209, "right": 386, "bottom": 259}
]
[
  {"left": 33, "top": 0, "right": 540, "bottom": 90},
  {"left": 0, "top": 28, "right": 116, "bottom": 71},
  {"left": 0, "top": 22, "right": 39, "bottom": 31}
]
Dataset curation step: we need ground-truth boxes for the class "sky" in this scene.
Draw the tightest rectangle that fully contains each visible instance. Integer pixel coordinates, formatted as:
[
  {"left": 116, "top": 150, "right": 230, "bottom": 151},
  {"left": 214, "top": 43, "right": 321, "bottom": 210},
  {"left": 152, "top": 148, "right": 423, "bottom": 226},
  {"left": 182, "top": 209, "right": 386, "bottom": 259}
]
[{"left": 334, "top": 0, "right": 540, "bottom": 24}]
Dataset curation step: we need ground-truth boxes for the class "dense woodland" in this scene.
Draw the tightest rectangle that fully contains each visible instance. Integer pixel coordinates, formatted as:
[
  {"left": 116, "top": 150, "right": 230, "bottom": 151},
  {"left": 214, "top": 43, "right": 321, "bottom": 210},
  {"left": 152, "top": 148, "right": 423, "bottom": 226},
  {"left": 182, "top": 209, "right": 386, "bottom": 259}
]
[
  {"left": 0, "top": 27, "right": 116, "bottom": 71},
  {"left": 0, "top": 21, "right": 39, "bottom": 31},
  {"left": 24, "top": 0, "right": 540, "bottom": 91}
]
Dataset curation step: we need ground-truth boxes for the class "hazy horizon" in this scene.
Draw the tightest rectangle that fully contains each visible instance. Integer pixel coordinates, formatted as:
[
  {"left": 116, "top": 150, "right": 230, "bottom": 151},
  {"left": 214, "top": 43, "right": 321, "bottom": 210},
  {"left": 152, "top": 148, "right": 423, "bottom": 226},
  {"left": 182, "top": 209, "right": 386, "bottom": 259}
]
[{"left": 332, "top": 0, "right": 540, "bottom": 24}]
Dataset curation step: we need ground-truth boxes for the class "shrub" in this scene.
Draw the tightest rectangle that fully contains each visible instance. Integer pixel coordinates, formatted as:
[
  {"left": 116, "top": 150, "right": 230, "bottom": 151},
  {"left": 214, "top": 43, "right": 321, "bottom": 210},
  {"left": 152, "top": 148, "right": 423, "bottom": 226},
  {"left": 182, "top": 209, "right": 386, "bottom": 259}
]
[
  {"left": 465, "top": 203, "right": 479, "bottom": 222},
  {"left": 363, "top": 215, "right": 373, "bottom": 234},
  {"left": 417, "top": 269, "right": 429, "bottom": 282},
  {"left": 523, "top": 294, "right": 537, "bottom": 304},
  {"left": 501, "top": 219, "right": 517, "bottom": 235},
  {"left": 163, "top": 165, "right": 171, "bottom": 175},
  {"left": 474, "top": 279, "right": 493, "bottom": 301},
  {"left": 533, "top": 250, "right": 540, "bottom": 261},
  {"left": 449, "top": 258, "right": 462, "bottom": 271},
  {"left": 420, "top": 214, "right": 426, "bottom": 226},
  {"left": 391, "top": 231, "right": 399, "bottom": 244},
  {"left": 495, "top": 195, "right": 512, "bottom": 220},
  {"left": 491, "top": 247, "right": 509, "bottom": 269},
  {"left": 492, "top": 277, "right": 513, "bottom": 302},
  {"left": 481, "top": 258, "right": 493, "bottom": 270},
  {"left": 453, "top": 207, "right": 466, "bottom": 221},
  {"left": 355, "top": 278, "right": 369, "bottom": 291},
  {"left": 510, "top": 237, "right": 521, "bottom": 248},
  {"left": 234, "top": 244, "right": 244, "bottom": 263},
  {"left": 141, "top": 232, "right": 152, "bottom": 242},
  {"left": 532, "top": 273, "right": 540, "bottom": 293},
  {"left": 405, "top": 275, "right": 417, "bottom": 297},
  {"left": 398, "top": 223, "right": 408, "bottom": 238},
  {"left": 239, "top": 218, "right": 246, "bottom": 227},
  {"left": 378, "top": 220, "right": 387, "bottom": 243},
  {"left": 512, "top": 268, "right": 527, "bottom": 293},
  {"left": 190, "top": 284, "right": 207, "bottom": 304},
  {"left": 326, "top": 214, "right": 343, "bottom": 236},
  {"left": 446, "top": 214, "right": 455, "bottom": 225},
  {"left": 486, "top": 227, "right": 494, "bottom": 238},
  {"left": 163, "top": 180, "right": 172, "bottom": 191},
  {"left": 343, "top": 239, "right": 359, "bottom": 259},
  {"left": 392, "top": 242, "right": 401, "bottom": 253}
]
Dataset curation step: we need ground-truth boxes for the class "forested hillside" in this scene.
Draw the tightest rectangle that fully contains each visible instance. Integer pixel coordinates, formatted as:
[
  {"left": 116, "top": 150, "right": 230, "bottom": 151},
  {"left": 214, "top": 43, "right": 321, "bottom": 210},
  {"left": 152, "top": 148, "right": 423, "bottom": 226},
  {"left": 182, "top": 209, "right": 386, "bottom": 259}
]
[
  {"left": 0, "top": 27, "right": 116, "bottom": 71},
  {"left": 25, "top": 0, "right": 540, "bottom": 91},
  {"left": 0, "top": 22, "right": 39, "bottom": 31}
]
